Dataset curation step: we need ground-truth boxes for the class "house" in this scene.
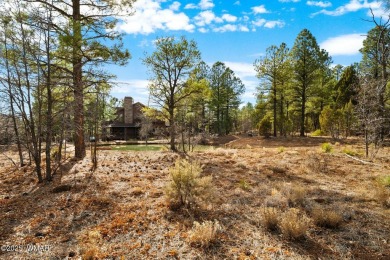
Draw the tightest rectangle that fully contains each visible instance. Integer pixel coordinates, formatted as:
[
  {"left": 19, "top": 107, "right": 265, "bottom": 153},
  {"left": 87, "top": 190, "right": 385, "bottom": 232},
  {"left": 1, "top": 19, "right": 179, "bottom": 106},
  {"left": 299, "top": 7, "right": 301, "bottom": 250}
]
[{"left": 102, "top": 97, "right": 165, "bottom": 140}]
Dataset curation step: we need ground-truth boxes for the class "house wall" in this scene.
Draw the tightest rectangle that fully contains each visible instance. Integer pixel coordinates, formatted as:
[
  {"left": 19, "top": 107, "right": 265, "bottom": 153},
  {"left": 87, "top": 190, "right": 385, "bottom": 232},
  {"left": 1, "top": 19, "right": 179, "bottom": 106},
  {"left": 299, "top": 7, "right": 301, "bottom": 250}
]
[{"left": 124, "top": 97, "right": 133, "bottom": 124}]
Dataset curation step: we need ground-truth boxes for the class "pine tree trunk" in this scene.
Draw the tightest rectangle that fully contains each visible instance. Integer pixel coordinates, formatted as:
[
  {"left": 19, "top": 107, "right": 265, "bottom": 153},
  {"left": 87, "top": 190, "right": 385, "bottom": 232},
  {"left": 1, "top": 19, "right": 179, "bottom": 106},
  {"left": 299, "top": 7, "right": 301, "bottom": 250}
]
[{"left": 73, "top": 0, "right": 86, "bottom": 159}]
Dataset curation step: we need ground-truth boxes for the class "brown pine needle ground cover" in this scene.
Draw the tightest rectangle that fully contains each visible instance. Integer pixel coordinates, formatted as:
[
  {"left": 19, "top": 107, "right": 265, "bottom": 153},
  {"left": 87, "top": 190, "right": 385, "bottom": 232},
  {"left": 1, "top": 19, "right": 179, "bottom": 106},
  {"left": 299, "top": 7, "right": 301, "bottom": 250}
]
[{"left": 0, "top": 136, "right": 389, "bottom": 259}]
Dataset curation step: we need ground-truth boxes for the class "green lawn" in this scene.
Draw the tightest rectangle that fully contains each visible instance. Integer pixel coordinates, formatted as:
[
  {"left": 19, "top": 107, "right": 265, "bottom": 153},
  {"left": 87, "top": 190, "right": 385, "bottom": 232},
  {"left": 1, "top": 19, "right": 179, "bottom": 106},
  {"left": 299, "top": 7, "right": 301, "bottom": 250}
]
[
  {"left": 110, "top": 144, "right": 215, "bottom": 152},
  {"left": 111, "top": 145, "right": 164, "bottom": 151}
]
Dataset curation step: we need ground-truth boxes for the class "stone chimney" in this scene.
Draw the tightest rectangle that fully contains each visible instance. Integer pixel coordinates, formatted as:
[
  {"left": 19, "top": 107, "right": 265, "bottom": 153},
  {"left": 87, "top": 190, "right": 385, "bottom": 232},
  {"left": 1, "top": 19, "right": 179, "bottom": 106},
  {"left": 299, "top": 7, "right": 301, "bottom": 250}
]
[{"left": 124, "top": 96, "right": 133, "bottom": 124}]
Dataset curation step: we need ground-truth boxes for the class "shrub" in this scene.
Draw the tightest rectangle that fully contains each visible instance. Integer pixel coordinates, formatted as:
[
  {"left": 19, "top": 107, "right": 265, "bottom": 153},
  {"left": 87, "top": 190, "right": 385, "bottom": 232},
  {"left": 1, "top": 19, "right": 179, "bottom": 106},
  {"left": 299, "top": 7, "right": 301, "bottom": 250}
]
[
  {"left": 342, "top": 148, "right": 360, "bottom": 156},
  {"left": 165, "top": 159, "right": 213, "bottom": 208},
  {"left": 238, "top": 179, "right": 251, "bottom": 191},
  {"left": 374, "top": 178, "right": 390, "bottom": 208},
  {"left": 277, "top": 146, "right": 285, "bottom": 153},
  {"left": 321, "top": 142, "right": 333, "bottom": 153},
  {"left": 264, "top": 189, "right": 289, "bottom": 209},
  {"left": 284, "top": 185, "right": 307, "bottom": 207},
  {"left": 305, "top": 153, "right": 328, "bottom": 173},
  {"left": 311, "top": 129, "right": 324, "bottom": 136},
  {"left": 378, "top": 175, "right": 390, "bottom": 187},
  {"left": 279, "top": 208, "right": 309, "bottom": 240},
  {"left": 258, "top": 114, "right": 272, "bottom": 137},
  {"left": 261, "top": 207, "right": 280, "bottom": 231},
  {"left": 320, "top": 106, "right": 344, "bottom": 138},
  {"left": 188, "top": 220, "right": 221, "bottom": 248},
  {"left": 311, "top": 207, "right": 343, "bottom": 229}
]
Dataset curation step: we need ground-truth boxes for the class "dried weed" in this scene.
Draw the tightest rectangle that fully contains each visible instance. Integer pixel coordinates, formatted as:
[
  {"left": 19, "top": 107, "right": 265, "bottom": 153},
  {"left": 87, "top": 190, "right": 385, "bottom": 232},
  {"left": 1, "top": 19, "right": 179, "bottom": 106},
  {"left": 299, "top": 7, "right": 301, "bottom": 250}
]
[
  {"left": 188, "top": 220, "right": 221, "bottom": 248},
  {"left": 279, "top": 208, "right": 310, "bottom": 240}
]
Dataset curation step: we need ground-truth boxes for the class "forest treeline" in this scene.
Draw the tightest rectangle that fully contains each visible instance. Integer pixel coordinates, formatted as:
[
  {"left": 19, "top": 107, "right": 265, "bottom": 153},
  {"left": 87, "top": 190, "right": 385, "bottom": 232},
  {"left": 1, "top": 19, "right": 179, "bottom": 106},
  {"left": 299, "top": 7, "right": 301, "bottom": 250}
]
[{"left": 0, "top": 0, "right": 389, "bottom": 183}]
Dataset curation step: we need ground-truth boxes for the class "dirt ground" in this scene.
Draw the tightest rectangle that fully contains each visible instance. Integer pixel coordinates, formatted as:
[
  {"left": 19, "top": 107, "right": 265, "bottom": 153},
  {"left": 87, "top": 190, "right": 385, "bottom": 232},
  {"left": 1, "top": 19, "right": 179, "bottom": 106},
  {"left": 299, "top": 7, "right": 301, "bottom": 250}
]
[{"left": 0, "top": 136, "right": 389, "bottom": 259}]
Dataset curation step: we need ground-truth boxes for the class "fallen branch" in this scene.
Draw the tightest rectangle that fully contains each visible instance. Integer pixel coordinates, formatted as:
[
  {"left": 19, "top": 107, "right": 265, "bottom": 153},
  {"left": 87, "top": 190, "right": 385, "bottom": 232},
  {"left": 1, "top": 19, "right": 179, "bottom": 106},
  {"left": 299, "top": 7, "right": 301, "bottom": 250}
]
[
  {"left": 344, "top": 153, "right": 382, "bottom": 167},
  {"left": 0, "top": 150, "right": 17, "bottom": 168}
]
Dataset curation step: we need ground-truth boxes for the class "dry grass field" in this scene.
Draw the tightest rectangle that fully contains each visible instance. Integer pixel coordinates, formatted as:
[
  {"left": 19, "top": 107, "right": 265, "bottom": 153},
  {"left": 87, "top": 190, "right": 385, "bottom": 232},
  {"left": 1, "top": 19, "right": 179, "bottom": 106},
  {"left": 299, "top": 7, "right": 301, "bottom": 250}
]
[{"left": 0, "top": 136, "right": 389, "bottom": 259}]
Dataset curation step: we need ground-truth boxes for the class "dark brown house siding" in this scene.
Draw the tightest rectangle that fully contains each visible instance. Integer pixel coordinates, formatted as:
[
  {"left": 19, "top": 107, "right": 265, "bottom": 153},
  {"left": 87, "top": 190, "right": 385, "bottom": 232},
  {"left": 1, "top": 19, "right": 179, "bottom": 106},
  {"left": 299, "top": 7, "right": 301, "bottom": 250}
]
[{"left": 102, "top": 97, "right": 165, "bottom": 141}]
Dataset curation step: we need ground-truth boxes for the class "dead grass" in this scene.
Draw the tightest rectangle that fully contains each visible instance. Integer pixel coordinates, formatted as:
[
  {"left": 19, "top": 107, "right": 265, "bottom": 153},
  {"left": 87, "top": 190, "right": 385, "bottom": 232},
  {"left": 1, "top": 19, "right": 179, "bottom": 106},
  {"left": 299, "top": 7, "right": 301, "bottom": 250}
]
[
  {"left": 373, "top": 181, "right": 390, "bottom": 208},
  {"left": 282, "top": 184, "right": 307, "bottom": 207},
  {"left": 311, "top": 207, "right": 343, "bottom": 229},
  {"left": 261, "top": 207, "right": 280, "bottom": 231},
  {"left": 278, "top": 208, "right": 310, "bottom": 240},
  {"left": 187, "top": 220, "right": 221, "bottom": 248},
  {"left": 0, "top": 137, "right": 389, "bottom": 259}
]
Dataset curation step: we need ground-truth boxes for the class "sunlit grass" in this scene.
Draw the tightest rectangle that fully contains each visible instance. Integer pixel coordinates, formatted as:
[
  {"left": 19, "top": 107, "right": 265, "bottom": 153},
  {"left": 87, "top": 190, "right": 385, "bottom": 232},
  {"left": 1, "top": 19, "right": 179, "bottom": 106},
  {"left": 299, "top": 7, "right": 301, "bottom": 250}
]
[
  {"left": 111, "top": 145, "right": 163, "bottom": 151},
  {"left": 110, "top": 144, "right": 216, "bottom": 152}
]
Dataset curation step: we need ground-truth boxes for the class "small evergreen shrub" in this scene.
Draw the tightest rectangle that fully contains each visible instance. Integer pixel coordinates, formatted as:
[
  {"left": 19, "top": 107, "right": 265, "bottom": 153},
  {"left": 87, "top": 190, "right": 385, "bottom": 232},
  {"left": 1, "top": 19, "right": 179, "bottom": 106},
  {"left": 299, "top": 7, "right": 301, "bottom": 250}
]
[
  {"left": 238, "top": 179, "right": 251, "bottom": 191},
  {"left": 342, "top": 148, "right": 360, "bottom": 156},
  {"left": 321, "top": 142, "right": 333, "bottom": 153},
  {"left": 258, "top": 114, "right": 272, "bottom": 137},
  {"left": 378, "top": 175, "right": 390, "bottom": 187},
  {"left": 165, "top": 159, "right": 213, "bottom": 208},
  {"left": 277, "top": 146, "right": 285, "bottom": 153},
  {"left": 311, "top": 129, "right": 324, "bottom": 136}
]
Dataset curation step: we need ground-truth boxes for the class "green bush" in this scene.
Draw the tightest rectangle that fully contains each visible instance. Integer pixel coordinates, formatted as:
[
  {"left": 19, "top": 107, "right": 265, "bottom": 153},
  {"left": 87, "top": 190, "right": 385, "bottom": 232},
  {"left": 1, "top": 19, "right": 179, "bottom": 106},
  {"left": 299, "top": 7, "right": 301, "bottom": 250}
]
[
  {"left": 321, "top": 142, "right": 333, "bottom": 153},
  {"left": 311, "top": 129, "right": 324, "bottom": 136},
  {"left": 258, "top": 114, "right": 272, "bottom": 137},
  {"left": 165, "top": 159, "right": 213, "bottom": 208},
  {"left": 378, "top": 176, "right": 390, "bottom": 187},
  {"left": 342, "top": 148, "right": 360, "bottom": 156}
]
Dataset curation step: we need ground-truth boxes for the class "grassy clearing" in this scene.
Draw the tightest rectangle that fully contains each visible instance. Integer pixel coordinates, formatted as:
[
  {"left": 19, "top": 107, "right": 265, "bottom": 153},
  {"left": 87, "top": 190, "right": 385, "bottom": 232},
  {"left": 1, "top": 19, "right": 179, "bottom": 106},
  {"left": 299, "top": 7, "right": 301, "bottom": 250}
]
[
  {"left": 110, "top": 144, "right": 216, "bottom": 152},
  {"left": 111, "top": 145, "right": 164, "bottom": 151}
]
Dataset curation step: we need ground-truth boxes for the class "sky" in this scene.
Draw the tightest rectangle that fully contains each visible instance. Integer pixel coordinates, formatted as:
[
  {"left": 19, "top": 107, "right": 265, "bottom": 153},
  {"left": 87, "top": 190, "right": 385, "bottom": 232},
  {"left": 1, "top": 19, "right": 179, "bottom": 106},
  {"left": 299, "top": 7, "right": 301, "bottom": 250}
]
[{"left": 107, "top": 0, "right": 389, "bottom": 107}]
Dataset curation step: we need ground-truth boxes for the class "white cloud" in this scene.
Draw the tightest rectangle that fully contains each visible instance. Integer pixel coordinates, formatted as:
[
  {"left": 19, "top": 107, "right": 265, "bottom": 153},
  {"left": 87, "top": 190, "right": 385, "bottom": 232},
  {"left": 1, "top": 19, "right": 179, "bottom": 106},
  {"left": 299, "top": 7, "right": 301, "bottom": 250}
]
[
  {"left": 214, "top": 24, "right": 238, "bottom": 33},
  {"left": 320, "top": 33, "right": 366, "bottom": 56},
  {"left": 221, "top": 61, "right": 259, "bottom": 103},
  {"left": 252, "top": 19, "right": 285, "bottom": 29},
  {"left": 222, "top": 14, "right": 238, "bottom": 22},
  {"left": 184, "top": 3, "right": 197, "bottom": 9},
  {"left": 223, "top": 61, "right": 257, "bottom": 78},
  {"left": 169, "top": 1, "right": 181, "bottom": 11},
  {"left": 198, "top": 27, "right": 209, "bottom": 33},
  {"left": 239, "top": 25, "right": 250, "bottom": 32},
  {"left": 199, "top": 0, "right": 215, "bottom": 10},
  {"left": 194, "top": 10, "right": 222, "bottom": 26},
  {"left": 234, "top": 1, "right": 241, "bottom": 6},
  {"left": 312, "top": 0, "right": 384, "bottom": 17},
  {"left": 252, "top": 18, "right": 266, "bottom": 27},
  {"left": 252, "top": 5, "right": 269, "bottom": 14},
  {"left": 116, "top": 0, "right": 194, "bottom": 35},
  {"left": 184, "top": 0, "right": 214, "bottom": 10},
  {"left": 111, "top": 80, "right": 150, "bottom": 105},
  {"left": 306, "top": 1, "right": 332, "bottom": 8},
  {"left": 264, "top": 20, "right": 286, "bottom": 28}
]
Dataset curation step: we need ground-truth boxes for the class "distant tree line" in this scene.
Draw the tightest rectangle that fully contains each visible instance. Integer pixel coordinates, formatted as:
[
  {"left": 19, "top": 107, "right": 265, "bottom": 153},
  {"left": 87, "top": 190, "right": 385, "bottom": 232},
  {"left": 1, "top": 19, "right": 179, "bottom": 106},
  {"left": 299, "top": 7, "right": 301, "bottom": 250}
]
[{"left": 252, "top": 22, "right": 389, "bottom": 158}]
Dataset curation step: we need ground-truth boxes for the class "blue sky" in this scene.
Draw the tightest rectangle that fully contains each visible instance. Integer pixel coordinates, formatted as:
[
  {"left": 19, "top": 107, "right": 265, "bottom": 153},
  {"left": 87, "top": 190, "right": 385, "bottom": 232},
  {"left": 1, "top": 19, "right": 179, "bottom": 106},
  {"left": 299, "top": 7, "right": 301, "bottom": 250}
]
[{"left": 108, "top": 0, "right": 388, "bottom": 106}]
